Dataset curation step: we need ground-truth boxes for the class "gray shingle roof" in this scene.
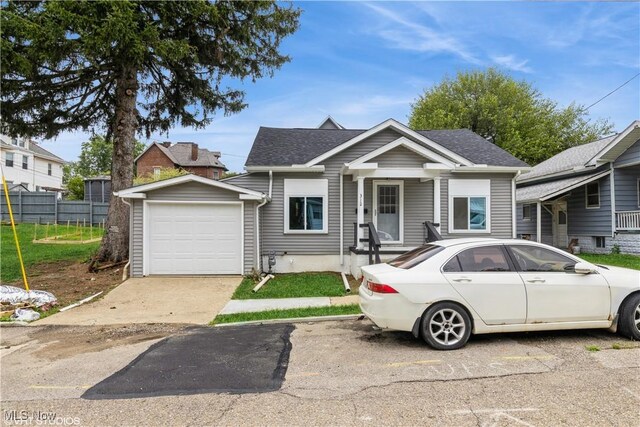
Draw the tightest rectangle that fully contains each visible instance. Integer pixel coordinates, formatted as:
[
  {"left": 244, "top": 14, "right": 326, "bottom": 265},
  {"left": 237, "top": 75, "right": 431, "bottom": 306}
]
[
  {"left": 517, "top": 135, "right": 616, "bottom": 182},
  {"left": 516, "top": 171, "right": 607, "bottom": 202},
  {"left": 167, "top": 143, "right": 226, "bottom": 169},
  {"left": 245, "top": 127, "right": 529, "bottom": 167}
]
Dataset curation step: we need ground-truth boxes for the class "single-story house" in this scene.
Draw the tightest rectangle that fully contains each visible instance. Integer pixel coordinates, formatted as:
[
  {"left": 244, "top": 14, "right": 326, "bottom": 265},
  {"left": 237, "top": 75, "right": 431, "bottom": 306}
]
[
  {"left": 117, "top": 117, "right": 530, "bottom": 277},
  {"left": 516, "top": 120, "right": 640, "bottom": 254}
]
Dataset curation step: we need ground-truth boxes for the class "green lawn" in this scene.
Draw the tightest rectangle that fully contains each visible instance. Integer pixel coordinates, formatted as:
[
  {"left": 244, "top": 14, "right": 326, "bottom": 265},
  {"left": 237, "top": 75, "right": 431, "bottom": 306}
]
[
  {"left": 232, "top": 272, "right": 347, "bottom": 299},
  {"left": 1, "top": 223, "right": 100, "bottom": 282},
  {"left": 211, "top": 304, "right": 361, "bottom": 325},
  {"left": 578, "top": 253, "right": 640, "bottom": 271}
]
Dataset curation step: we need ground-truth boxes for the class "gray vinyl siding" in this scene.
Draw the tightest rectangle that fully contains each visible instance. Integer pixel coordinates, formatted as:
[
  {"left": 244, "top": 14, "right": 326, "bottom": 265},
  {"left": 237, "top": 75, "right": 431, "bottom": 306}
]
[
  {"left": 614, "top": 166, "right": 640, "bottom": 211},
  {"left": 145, "top": 181, "right": 240, "bottom": 201},
  {"left": 515, "top": 202, "right": 552, "bottom": 243},
  {"left": 226, "top": 130, "right": 516, "bottom": 259},
  {"left": 614, "top": 139, "right": 640, "bottom": 167},
  {"left": 132, "top": 199, "right": 143, "bottom": 277},
  {"left": 129, "top": 181, "right": 256, "bottom": 276},
  {"left": 371, "top": 146, "right": 427, "bottom": 168},
  {"left": 440, "top": 173, "right": 514, "bottom": 239},
  {"left": 567, "top": 174, "right": 612, "bottom": 236}
]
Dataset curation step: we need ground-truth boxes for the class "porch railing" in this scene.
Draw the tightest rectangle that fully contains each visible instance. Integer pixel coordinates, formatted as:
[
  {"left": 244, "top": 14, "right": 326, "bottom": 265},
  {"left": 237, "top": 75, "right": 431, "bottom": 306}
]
[
  {"left": 616, "top": 210, "right": 640, "bottom": 231},
  {"left": 352, "top": 222, "right": 381, "bottom": 265}
]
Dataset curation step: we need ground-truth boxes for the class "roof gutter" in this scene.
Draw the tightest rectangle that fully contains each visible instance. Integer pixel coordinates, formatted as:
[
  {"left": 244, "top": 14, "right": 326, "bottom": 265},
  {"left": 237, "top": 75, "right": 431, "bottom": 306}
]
[
  {"left": 454, "top": 165, "right": 532, "bottom": 173},
  {"left": 245, "top": 165, "right": 325, "bottom": 173}
]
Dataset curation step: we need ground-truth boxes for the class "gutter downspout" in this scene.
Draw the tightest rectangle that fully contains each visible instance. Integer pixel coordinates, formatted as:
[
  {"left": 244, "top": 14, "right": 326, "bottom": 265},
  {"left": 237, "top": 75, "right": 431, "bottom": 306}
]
[
  {"left": 120, "top": 195, "right": 133, "bottom": 281},
  {"left": 339, "top": 170, "right": 344, "bottom": 266},
  {"left": 610, "top": 162, "right": 616, "bottom": 238},
  {"left": 255, "top": 170, "right": 273, "bottom": 273},
  {"left": 512, "top": 170, "right": 522, "bottom": 238}
]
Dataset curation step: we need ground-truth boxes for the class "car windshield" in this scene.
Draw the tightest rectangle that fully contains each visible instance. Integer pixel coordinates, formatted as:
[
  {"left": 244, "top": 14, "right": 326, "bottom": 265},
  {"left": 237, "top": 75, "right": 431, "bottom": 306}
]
[{"left": 388, "top": 244, "right": 444, "bottom": 269}]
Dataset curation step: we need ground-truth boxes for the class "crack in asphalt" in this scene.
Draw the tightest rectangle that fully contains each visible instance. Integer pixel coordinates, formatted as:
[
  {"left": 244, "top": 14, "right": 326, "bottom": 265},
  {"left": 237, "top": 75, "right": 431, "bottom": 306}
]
[{"left": 211, "top": 394, "right": 241, "bottom": 425}]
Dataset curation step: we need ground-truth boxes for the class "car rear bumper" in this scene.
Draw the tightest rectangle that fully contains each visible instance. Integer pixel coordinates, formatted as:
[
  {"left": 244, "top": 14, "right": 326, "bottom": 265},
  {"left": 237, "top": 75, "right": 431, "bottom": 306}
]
[{"left": 359, "top": 285, "right": 423, "bottom": 332}]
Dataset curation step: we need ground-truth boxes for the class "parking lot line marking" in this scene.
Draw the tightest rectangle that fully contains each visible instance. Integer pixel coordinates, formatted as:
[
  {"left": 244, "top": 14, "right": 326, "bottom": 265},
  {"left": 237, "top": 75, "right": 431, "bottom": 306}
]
[
  {"left": 385, "top": 359, "right": 442, "bottom": 368},
  {"left": 496, "top": 355, "right": 555, "bottom": 361},
  {"left": 29, "top": 385, "right": 91, "bottom": 390}
]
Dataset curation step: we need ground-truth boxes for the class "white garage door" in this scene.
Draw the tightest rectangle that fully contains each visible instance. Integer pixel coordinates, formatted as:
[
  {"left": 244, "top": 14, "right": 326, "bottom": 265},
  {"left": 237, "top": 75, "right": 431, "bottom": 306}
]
[{"left": 146, "top": 203, "right": 242, "bottom": 275}]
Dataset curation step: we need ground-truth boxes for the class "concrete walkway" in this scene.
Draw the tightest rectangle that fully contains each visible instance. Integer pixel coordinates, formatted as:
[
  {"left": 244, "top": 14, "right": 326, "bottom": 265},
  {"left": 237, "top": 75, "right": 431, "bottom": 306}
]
[
  {"left": 219, "top": 294, "right": 360, "bottom": 315},
  {"left": 36, "top": 276, "right": 242, "bottom": 326}
]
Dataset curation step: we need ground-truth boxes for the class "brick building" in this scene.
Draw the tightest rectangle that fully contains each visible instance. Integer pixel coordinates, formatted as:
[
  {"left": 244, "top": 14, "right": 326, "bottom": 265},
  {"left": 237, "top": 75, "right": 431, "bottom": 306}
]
[{"left": 135, "top": 142, "right": 227, "bottom": 180}]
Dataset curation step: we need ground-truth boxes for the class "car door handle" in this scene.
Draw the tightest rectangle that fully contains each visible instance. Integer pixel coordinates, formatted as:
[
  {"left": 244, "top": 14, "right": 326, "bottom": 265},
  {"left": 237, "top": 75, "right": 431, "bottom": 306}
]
[
  {"left": 452, "top": 277, "right": 472, "bottom": 282},
  {"left": 526, "top": 278, "right": 546, "bottom": 283}
]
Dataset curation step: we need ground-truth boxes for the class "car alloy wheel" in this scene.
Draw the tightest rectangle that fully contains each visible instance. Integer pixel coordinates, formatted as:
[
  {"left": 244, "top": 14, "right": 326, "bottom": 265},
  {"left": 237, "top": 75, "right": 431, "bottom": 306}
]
[
  {"left": 421, "top": 302, "right": 472, "bottom": 350},
  {"left": 618, "top": 293, "right": 640, "bottom": 341},
  {"left": 635, "top": 302, "right": 640, "bottom": 333},
  {"left": 429, "top": 309, "right": 465, "bottom": 346}
]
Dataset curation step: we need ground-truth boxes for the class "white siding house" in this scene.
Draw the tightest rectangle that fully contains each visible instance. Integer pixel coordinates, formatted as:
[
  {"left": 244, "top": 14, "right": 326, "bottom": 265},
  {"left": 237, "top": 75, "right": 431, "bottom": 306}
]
[{"left": 0, "top": 135, "right": 65, "bottom": 192}]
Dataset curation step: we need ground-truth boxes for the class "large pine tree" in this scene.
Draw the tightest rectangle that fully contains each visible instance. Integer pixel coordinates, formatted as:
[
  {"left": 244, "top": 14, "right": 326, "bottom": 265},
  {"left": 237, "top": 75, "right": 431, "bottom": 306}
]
[{"left": 1, "top": 0, "right": 300, "bottom": 264}]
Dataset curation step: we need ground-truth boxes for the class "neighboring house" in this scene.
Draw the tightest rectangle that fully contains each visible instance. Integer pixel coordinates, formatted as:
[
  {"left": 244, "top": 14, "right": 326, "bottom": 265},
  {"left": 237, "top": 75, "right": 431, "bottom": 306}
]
[
  {"left": 516, "top": 120, "right": 640, "bottom": 254},
  {"left": 117, "top": 117, "right": 530, "bottom": 278},
  {"left": 0, "top": 135, "right": 65, "bottom": 192},
  {"left": 135, "top": 141, "right": 227, "bottom": 180}
]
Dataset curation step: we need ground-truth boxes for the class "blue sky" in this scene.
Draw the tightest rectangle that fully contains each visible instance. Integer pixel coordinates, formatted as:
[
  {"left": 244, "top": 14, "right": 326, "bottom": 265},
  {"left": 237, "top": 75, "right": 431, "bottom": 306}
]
[{"left": 42, "top": 1, "right": 640, "bottom": 173}]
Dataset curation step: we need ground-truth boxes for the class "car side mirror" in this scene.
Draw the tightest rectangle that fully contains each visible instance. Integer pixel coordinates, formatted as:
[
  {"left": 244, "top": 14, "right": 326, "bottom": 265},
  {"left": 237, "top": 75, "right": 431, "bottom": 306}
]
[{"left": 574, "top": 262, "right": 596, "bottom": 274}]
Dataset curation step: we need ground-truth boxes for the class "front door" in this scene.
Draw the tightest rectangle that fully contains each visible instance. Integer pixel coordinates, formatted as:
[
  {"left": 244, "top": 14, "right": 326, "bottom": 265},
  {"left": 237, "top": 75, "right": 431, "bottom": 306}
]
[
  {"left": 373, "top": 181, "right": 403, "bottom": 244},
  {"left": 552, "top": 201, "right": 568, "bottom": 248},
  {"left": 507, "top": 244, "right": 610, "bottom": 323}
]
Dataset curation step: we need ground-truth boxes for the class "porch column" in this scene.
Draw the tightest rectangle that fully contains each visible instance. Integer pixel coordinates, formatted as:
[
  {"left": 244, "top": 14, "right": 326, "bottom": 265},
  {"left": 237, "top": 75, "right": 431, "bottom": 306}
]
[
  {"left": 357, "top": 176, "right": 365, "bottom": 250},
  {"left": 433, "top": 177, "right": 441, "bottom": 232},
  {"left": 536, "top": 201, "right": 542, "bottom": 243}
]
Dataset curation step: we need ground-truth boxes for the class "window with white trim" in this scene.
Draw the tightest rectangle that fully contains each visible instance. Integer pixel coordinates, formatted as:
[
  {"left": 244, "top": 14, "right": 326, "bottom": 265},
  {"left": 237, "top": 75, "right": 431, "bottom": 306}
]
[
  {"left": 449, "top": 179, "right": 491, "bottom": 233},
  {"left": 47, "top": 163, "right": 52, "bottom": 176},
  {"left": 284, "top": 179, "right": 328, "bottom": 233},
  {"left": 5, "top": 152, "right": 14, "bottom": 167},
  {"left": 585, "top": 182, "right": 599, "bottom": 208},
  {"left": 153, "top": 167, "right": 161, "bottom": 177},
  {"left": 522, "top": 204, "right": 532, "bottom": 221},
  {"left": 22, "top": 155, "right": 28, "bottom": 170},
  {"left": 213, "top": 170, "right": 219, "bottom": 179}
]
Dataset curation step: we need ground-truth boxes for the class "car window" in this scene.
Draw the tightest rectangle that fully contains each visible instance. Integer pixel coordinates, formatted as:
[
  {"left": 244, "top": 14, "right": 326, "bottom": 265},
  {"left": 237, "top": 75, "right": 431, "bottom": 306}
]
[
  {"left": 442, "top": 257, "right": 462, "bottom": 272},
  {"left": 508, "top": 245, "right": 575, "bottom": 272},
  {"left": 388, "top": 245, "right": 444, "bottom": 269},
  {"left": 456, "top": 246, "right": 511, "bottom": 272}
]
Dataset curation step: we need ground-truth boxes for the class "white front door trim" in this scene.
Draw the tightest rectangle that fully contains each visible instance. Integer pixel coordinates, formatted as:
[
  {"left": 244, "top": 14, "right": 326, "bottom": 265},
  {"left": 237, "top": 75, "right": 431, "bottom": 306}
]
[
  {"left": 372, "top": 180, "right": 404, "bottom": 245},
  {"left": 142, "top": 200, "right": 244, "bottom": 276}
]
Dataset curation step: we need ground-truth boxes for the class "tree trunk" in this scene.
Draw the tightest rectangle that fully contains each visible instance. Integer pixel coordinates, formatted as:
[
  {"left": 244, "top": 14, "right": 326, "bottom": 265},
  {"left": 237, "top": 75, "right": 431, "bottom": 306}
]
[{"left": 94, "top": 66, "right": 138, "bottom": 265}]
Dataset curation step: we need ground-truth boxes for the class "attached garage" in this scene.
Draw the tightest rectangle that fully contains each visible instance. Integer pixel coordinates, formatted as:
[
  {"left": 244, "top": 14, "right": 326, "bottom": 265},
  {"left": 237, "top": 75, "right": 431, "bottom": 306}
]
[
  {"left": 117, "top": 175, "right": 266, "bottom": 277},
  {"left": 145, "top": 202, "right": 243, "bottom": 275}
]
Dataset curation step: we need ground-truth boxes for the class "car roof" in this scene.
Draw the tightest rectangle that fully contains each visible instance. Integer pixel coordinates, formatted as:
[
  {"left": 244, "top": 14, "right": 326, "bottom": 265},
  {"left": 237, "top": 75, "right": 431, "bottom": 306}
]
[{"left": 433, "top": 238, "right": 547, "bottom": 248}]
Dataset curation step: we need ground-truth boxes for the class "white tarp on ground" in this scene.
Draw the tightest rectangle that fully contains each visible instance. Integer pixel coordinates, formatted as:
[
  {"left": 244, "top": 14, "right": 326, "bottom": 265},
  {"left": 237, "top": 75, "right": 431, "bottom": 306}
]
[{"left": 0, "top": 285, "right": 57, "bottom": 307}]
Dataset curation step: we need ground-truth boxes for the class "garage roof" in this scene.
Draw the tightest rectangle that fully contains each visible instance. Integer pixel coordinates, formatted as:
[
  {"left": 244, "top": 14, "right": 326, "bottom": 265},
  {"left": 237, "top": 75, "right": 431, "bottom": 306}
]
[{"left": 116, "top": 174, "right": 266, "bottom": 200}]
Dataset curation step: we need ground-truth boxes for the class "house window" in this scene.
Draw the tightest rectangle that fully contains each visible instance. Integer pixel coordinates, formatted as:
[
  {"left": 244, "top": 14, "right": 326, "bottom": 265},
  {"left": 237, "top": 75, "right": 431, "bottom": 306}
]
[
  {"left": 5, "top": 152, "right": 14, "bottom": 167},
  {"left": 522, "top": 204, "right": 532, "bottom": 221},
  {"left": 449, "top": 179, "right": 491, "bottom": 233},
  {"left": 11, "top": 137, "right": 17, "bottom": 145},
  {"left": 585, "top": 182, "right": 599, "bottom": 208},
  {"left": 22, "top": 155, "right": 28, "bottom": 170},
  {"left": 47, "top": 163, "right": 52, "bottom": 176},
  {"left": 594, "top": 236, "right": 606, "bottom": 249},
  {"left": 213, "top": 170, "right": 219, "bottom": 179},
  {"left": 153, "top": 167, "right": 161, "bottom": 177},
  {"left": 284, "top": 179, "right": 328, "bottom": 233}
]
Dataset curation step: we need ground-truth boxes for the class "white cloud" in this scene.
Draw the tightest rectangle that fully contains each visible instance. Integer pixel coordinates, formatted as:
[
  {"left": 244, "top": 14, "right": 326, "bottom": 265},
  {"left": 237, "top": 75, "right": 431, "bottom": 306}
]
[
  {"left": 362, "top": 3, "right": 480, "bottom": 64},
  {"left": 491, "top": 54, "right": 533, "bottom": 73}
]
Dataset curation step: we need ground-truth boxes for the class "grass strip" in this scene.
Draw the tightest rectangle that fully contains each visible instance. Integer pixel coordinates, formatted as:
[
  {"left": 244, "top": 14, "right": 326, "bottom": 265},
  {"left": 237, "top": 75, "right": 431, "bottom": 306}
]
[
  {"left": 232, "top": 272, "right": 347, "bottom": 300},
  {"left": 211, "top": 303, "right": 361, "bottom": 325},
  {"left": 578, "top": 254, "right": 640, "bottom": 271}
]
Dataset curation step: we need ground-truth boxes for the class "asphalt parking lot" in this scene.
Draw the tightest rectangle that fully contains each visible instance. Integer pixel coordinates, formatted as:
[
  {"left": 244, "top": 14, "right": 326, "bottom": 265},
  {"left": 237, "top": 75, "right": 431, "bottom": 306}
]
[{"left": 1, "top": 319, "right": 639, "bottom": 426}]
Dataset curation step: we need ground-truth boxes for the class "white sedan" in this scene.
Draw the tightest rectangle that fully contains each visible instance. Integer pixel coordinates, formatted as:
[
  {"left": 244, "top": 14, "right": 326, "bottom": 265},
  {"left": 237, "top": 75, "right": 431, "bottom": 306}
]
[{"left": 359, "top": 238, "right": 640, "bottom": 350}]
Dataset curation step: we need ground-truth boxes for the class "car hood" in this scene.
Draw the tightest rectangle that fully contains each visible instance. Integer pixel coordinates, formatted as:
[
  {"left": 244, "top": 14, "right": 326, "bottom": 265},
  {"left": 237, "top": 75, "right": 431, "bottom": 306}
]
[{"left": 596, "top": 264, "right": 640, "bottom": 290}]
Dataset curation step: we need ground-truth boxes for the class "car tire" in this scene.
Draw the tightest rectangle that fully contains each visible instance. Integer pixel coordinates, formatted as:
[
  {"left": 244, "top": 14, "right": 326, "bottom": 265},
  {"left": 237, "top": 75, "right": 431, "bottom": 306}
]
[
  {"left": 618, "top": 293, "right": 640, "bottom": 341},
  {"left": 421, "top": 302, "right": 471, "bottom": 350}
]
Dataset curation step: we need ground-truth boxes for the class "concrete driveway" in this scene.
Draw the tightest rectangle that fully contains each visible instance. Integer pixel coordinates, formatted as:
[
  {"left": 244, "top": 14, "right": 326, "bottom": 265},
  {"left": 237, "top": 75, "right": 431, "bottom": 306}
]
[{"left": 36, "top": 276, "right": 241, "bottom": 326}]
